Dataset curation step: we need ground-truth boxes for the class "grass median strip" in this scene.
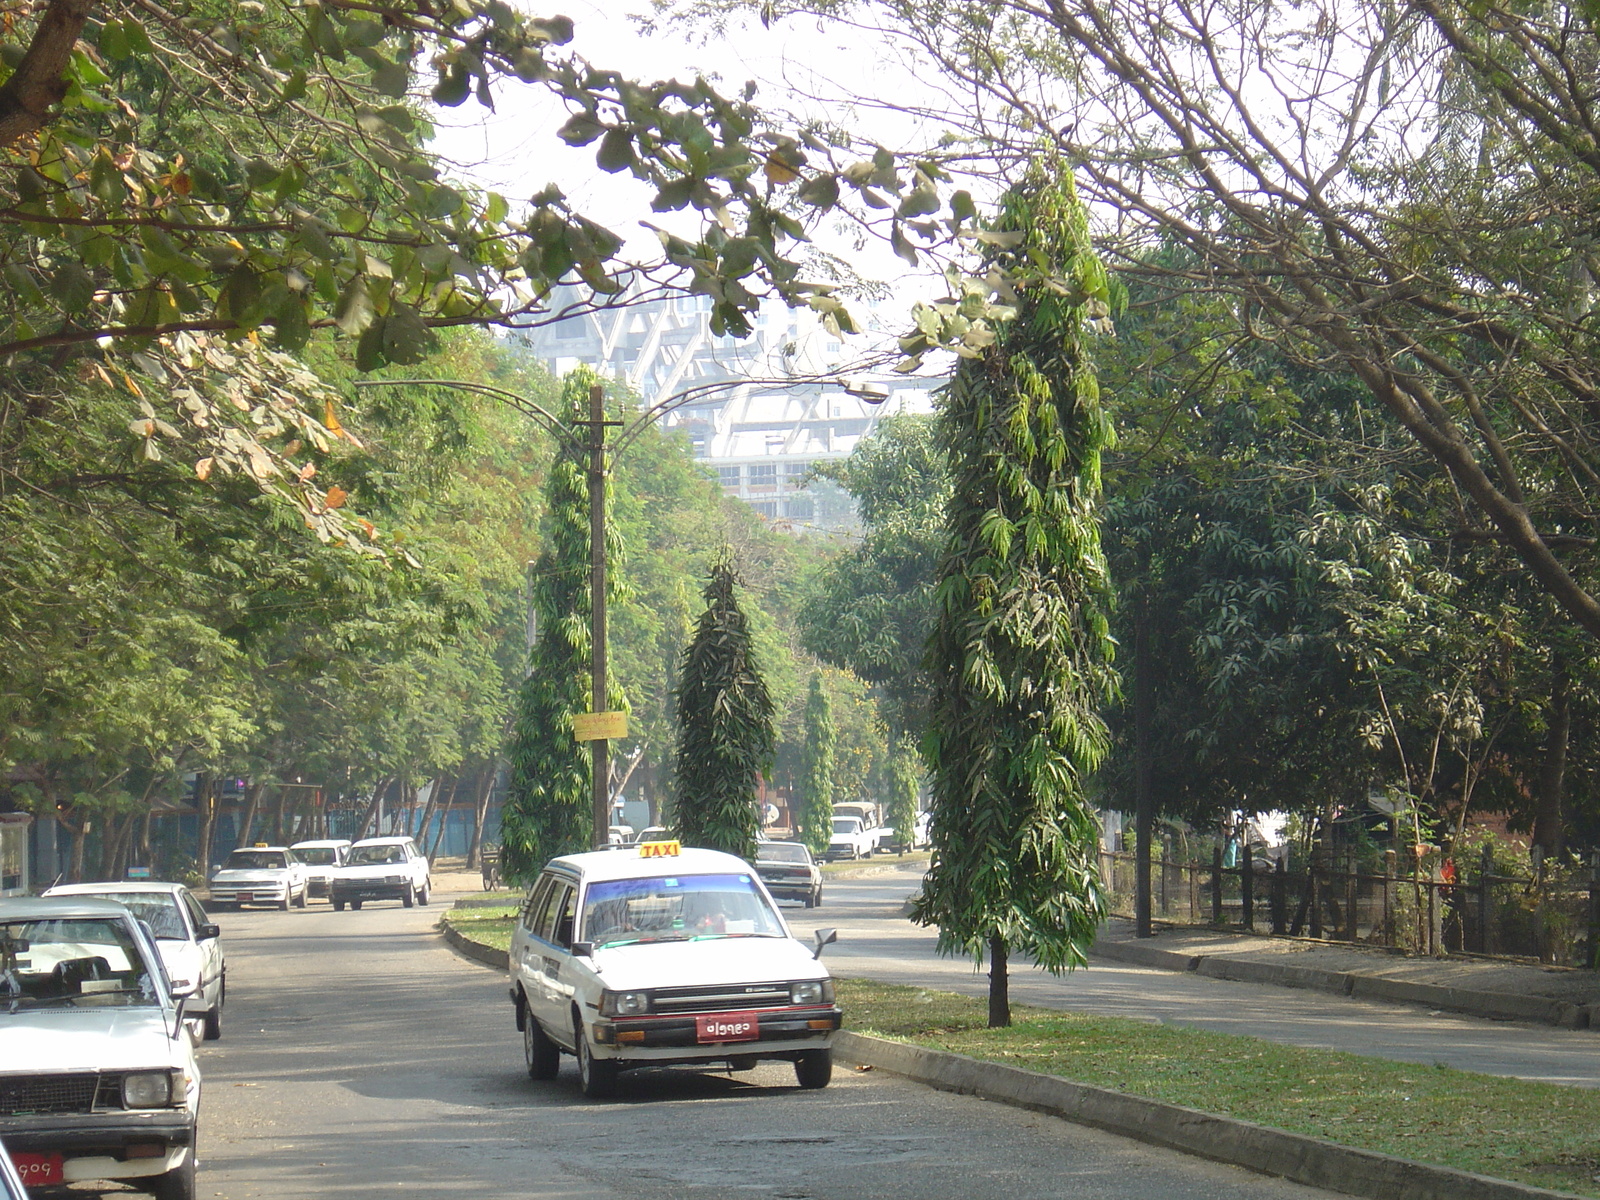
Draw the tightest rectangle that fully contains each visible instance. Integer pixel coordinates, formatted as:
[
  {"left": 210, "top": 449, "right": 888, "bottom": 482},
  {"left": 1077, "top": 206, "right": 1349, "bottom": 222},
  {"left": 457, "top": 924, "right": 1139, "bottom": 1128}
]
[
  {"left": 836, "top": 977, "right": 1600, "bottom": 1197},
  {"left": 442, "top": 904, "right": 516, "bottom": 953}
]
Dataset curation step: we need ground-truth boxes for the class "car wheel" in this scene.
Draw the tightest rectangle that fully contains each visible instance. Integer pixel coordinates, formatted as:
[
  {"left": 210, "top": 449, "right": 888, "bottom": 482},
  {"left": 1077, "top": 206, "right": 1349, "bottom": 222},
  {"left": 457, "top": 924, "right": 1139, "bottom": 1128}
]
[
  {"left": 575, "top": 1021, "right": 618, "bottom": 1099},
  {"left": 523, "top": 1010, "right": 561, "bottom": 1080},
  {"left": 277, "top": 893, "right": 290, "bottom": 912},
  {"left": 350, "top": 900, "right": 362, "bottom": 911},
  {"left": 794, "top": 1048, "right": 832, "bottom": 1090},
  {"left": 402, "top": 883, "right": 415, "bottom": 908},
  {"left": 202, "top": 1004, "right": 222, "bottom": 1042},
  {"left": 332, "top": 899, "right": 345, "bottom": 912},
  {"left": 146, "top": 1145, "right": 196, "bottom": 1200},
  {"left": 418, "top": 879, "right": 430, "bottom": 906},
  {"left": 293, "top": 886, "right": 307, "bottom": 909},
  {"left": 802, "top": 892, "right": 814, "bottom": 909},
  {"left": 728, "top": 1054, "right": 758, "bottom": 1071},
  {"left": 812, "top": 887, "right": 823, "bottom": 908}
]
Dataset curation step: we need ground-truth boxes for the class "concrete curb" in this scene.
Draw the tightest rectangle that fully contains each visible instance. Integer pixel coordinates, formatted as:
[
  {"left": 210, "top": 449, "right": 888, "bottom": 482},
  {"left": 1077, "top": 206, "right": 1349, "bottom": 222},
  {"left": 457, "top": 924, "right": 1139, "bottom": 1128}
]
[
  {"left": 834, "top": 1031, "right": 1584, "bottom": 1200},
  {"left": 1091, "top": 940, "right": 1592, "bottom": 1031},
  {"left": 439, "top": 918, "right": 509, "bottom": 970},
  {"left": 822, "top": 857, "right": 930, "bottom": 881}
]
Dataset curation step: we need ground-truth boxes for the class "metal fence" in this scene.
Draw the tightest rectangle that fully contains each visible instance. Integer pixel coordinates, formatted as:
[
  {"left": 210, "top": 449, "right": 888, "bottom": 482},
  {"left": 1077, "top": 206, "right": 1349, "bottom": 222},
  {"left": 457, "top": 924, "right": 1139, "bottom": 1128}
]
[{"left": 1099, "top": 845, "right": 1600, "bottom": 966}]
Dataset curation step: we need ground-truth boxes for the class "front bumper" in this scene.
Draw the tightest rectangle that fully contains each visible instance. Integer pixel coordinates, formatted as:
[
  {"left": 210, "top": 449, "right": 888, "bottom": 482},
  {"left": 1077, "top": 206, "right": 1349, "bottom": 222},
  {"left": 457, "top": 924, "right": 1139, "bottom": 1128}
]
[
  {"left": 209, "top": 883, "right": 287, "bottom": 904},
  {"left": 759, "top": 876, "right": 820, "bottom": 900},
  {"left": 306, "top": 876, "right": 332, "bottom": 898},
  {"left": 590, "top": 1005, "right": 841, "bottom": 1062},
  {"left": 331, "top": 878, "right": 410, "bottom": 901},
  {"left": 2, "top": 1108, "right": 194, "bottom": 1159}
]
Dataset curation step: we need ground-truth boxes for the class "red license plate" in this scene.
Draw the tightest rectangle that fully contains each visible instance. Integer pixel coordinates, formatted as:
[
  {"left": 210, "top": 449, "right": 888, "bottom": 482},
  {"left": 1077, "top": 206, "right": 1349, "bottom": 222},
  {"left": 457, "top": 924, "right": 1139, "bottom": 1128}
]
[
  {"left": 696, "top": 1011, "right": 761, "bottom": 1043},
  {"left": 237, "top": 893, "right": 253, "bottom": 902},
  {"left": 11, "top": 1152, "right": 65, "bottom": 1186}
]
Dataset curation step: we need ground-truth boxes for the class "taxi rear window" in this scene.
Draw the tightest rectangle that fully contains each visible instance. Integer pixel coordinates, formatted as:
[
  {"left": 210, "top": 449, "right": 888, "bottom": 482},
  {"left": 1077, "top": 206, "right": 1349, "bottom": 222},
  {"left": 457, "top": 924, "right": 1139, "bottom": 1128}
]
[{"left": 582, "top": 873, "right": 783, "bottom": 948}]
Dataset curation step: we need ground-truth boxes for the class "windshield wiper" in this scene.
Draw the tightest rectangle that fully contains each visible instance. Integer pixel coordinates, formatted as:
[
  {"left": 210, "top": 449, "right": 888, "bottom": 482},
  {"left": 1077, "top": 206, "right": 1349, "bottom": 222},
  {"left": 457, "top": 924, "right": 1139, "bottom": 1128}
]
[{"left": 596, "top": 933, "right": 691, "bottom": 948}]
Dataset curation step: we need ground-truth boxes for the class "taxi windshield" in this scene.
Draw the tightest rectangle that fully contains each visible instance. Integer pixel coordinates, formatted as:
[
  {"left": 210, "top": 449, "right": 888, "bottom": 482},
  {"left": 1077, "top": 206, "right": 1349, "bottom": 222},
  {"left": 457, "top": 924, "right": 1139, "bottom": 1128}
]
[
  {"left": 223, "top": 850, "right": 286, "bottom": 870},
  {"left": 582, "top": 873, "right": 784, "bottom": 948},
  {"left": 0, "top": 917, "right": 161, "bottom": 1013}
]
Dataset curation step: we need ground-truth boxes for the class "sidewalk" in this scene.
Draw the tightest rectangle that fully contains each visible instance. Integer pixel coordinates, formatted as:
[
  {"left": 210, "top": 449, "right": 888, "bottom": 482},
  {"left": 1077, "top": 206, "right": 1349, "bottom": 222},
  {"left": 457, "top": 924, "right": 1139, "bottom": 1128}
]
[{"left": 1092, "top": 918, "right": 1599, "bottom": 1031}]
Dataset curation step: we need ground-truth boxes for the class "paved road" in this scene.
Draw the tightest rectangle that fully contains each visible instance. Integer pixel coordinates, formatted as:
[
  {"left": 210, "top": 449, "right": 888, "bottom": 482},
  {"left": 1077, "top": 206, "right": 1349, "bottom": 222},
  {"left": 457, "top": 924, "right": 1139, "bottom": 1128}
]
[
  {"left": 62, "top": 880, "right": 1343, "bottom": 1200},
  {"left": 821, "top": 865, "right": 1600, "bottom": 1088}
]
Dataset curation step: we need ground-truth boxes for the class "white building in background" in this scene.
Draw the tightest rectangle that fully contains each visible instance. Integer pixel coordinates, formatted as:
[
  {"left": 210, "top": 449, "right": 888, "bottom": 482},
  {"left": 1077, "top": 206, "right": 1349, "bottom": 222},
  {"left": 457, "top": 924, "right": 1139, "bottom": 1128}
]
[{"left": 509, "top": 286, "right": 942, "bottom": 533}]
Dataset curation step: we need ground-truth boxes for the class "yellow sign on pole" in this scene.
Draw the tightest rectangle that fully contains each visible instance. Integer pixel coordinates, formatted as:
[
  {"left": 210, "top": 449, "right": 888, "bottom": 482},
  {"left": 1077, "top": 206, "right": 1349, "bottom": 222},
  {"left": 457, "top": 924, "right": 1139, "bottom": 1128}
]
[{"left": 573, "top": 711, "right": 628, "bottom": 742}]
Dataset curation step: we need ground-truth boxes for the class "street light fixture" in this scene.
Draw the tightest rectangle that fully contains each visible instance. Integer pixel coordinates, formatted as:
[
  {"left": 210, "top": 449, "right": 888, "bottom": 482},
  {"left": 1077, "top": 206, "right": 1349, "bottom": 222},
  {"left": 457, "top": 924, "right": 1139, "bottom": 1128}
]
[{"left": 355, "top": 369, "right": 891, "bottom": 851}]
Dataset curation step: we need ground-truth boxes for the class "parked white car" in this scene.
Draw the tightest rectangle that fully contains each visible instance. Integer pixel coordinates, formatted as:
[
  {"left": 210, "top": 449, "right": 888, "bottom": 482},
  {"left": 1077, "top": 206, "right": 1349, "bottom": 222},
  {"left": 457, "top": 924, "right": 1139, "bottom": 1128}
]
[
  {"left": 288, "top": 839, "right": 352, "bottom": 901},
  {"left": 509, "top": 844, "right": 841, "bottom": 1098},
  {"left": 0, "top": 897, "right": 201, "bottom": 1199},
  {"left": 825, "top": 816, "right": 875, "bottom": 861},
  {"left": 331, "top": 837, "right": 430, "bottom": 910},
  {"left": 207, "top": 846, "right": 309, "bottom": 911},
  {"left": 41, "top": 882, "right": 225, "bottom": 1041}
]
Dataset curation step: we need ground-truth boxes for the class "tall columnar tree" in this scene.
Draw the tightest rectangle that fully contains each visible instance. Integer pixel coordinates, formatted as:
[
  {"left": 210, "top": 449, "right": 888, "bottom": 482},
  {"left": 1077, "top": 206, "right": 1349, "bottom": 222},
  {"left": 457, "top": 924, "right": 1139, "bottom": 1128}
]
[
  {"left": 910, "top": 163, "right": 1119, "bottom": 1028},
  {"left": 886, "top": 736, "right": 921, "bottom": 851},
  {"left": 673, "top": 557, "right": 776, "bottom": 861},
  {"left": 501, "top": 368, "right": 604, "bottom": 883},
  {"left": 799, "top": 673, "right": 838, "bottom": 855}
]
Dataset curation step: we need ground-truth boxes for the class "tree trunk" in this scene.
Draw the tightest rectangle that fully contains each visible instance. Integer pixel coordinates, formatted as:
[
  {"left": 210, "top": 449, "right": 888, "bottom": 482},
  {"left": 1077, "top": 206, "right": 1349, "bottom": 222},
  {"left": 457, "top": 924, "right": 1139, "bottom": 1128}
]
[
  {"left": 466, "top": 766, "right": 493, "bottom": 869},
  {"left": 1532, "top": 654, "right": 1569, "bottom": 861},
  {"left": 195, "top": 774, "right": 217, "bottom": 879},
  {"left": 427, "top": 777, "right": 460, "bottom": 863},
  {"left": 236, "top": 780, "right": 267, "bottom": 848},
  {"left": 354, "top": 777, "right": 391, "bottom": 843},
  {"left": 987, "top": 935, "right": 1011, "bottom": 1028},
  {"left": 413, "top": 777, "right": 444, "bottom": 860},
  {"left": 0, "top": 0, "right": 94, "bottom": 151},
  {"left": 1133, "top": 599, "right": 1155, "bottom": 937}
]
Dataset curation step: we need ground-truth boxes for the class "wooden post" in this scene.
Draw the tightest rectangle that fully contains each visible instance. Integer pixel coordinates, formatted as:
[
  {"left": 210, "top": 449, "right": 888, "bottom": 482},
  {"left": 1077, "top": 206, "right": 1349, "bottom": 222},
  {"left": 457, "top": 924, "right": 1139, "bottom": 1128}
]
[
  {"left": 1241, "top": 842, "right": 1254, "bottom": 931},
  {"left": 1384, "top": 849, "right": 1397, "bottom": 947},
  {"left": 1587, "top": 856, "right": 1599, "bottom": 971},
  {"left": 1478, "top": 843, "right": 1493, "bottom": 955},
  {"left": 1271, "top": 856, "right": 1287, "bottom": 934},
  {"left": 587, "top": 382, "right": 611, "bottom": 851},
  {"left": 1212, "top": 843, "right": 1224, "bottom": 925},
  {"left": 1309, "top": 843, "right": 1323, "bottom": 939},
  {"left": 1345, "top": 850, "right": 1359, "bottom": 940}
]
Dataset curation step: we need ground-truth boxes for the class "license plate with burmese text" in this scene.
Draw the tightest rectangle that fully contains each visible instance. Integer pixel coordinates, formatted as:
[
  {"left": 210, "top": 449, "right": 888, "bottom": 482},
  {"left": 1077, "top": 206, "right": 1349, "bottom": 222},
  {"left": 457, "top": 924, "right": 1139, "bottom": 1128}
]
[
  {"left": 11, "top": 1152, "right": 65, "bottom": 1186},
  {"left": 696, "top": 1011, "right": 760, "bottom": 1043}
]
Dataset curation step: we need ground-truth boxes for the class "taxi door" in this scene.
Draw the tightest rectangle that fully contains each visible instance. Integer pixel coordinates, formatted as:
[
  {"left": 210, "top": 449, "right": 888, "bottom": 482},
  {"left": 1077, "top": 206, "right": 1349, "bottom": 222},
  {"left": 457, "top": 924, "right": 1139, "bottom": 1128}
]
[{"left": 524, "top": 877, "right": 579, "bottom": 1047}]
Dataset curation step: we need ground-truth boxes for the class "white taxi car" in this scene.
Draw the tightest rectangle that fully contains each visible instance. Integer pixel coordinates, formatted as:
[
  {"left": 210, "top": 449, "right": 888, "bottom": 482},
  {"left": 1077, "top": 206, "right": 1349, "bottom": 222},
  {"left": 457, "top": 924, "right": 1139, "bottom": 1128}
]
[
  {"left": 41, "top": 882, "right": 225, "bottom": 1041},
  {"left": 508, "top": 844, "right": 841, "bottom": 1098},
  {"left": 0, "top": 897, "right": 201, "bottom": 1200},
  {"left": 288, "top": 839, "right": 351, "bottom": 901},
  {"left": 331, "top": 837, "right": 430, "bottom": 910},
  {"left": 207, "top": 846, "right": 309, "bottom": 911}
]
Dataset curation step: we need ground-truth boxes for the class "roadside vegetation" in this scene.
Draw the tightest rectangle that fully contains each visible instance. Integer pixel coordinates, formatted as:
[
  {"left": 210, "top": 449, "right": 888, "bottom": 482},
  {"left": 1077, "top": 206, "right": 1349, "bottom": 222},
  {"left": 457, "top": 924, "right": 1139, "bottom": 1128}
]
[{"left": 838, "top": 978, "right": 1600, "bottom": 1197}]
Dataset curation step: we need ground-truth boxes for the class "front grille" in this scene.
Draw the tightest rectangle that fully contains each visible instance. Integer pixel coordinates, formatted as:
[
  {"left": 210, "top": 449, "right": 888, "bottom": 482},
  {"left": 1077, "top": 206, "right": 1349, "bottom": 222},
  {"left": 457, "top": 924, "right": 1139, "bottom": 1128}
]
[
  {"left": 0, "top": 1073, "right": 102, "bottom": 1116},
  {"left": 651, "top": 983, "right": 792, "bottom": 1014}
]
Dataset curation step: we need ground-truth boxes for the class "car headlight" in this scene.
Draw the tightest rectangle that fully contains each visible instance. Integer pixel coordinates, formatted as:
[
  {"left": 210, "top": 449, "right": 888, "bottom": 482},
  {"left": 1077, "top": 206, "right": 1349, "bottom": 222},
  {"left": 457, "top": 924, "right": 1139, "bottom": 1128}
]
[
  {"left": 790, "top": 979, "right": 833, "bottom": 1005},
  {"left": 598, "top": 990, "right": 650, "bottom": 1016},
  {"left": 123, "top": 1070, "right": 180, "bottom": 1108}
]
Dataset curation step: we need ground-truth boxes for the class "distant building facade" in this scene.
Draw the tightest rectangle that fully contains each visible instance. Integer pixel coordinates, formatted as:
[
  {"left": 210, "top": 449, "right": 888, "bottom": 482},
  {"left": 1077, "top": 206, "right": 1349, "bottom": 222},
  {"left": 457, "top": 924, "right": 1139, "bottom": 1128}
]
[{"left": 510, "top": 286, "right": 940, "bottom": 533}]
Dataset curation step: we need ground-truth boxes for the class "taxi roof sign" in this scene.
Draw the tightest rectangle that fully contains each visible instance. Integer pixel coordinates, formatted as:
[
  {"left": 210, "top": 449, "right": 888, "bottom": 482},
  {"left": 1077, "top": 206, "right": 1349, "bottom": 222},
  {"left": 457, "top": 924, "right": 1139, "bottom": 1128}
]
[{"left": 638, "top": 840, "right": 681, "bottom": 858}]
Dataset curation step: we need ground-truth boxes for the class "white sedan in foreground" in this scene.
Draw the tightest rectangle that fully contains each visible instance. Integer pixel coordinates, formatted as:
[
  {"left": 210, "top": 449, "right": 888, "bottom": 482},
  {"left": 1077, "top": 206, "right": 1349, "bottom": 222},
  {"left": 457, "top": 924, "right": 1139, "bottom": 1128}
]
[{"left": 0, "top": 897, "right": 201, "bottom": 1199}]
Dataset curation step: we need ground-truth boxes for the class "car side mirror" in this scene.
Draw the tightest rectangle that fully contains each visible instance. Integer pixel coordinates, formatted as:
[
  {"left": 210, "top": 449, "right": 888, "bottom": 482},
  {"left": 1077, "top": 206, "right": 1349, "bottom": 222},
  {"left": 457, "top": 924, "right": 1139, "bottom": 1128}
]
[
  {"left": 812, "top": 928, "right": 838, "bottom": 959},
  {"left": 570, "top": 941, "right": 594, "bottom": 958},
  {"left": 169, "top": 978, "right": 196, "bottom": 999},
  {"left": 198, "top": 924, "right": 221, "bottom": 941}
]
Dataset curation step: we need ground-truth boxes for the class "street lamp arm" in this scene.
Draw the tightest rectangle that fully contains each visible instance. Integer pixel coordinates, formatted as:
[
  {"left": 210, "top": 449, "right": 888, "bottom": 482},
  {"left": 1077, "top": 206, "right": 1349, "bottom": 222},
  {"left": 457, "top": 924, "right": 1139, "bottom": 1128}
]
[{"left": 352, "top": 378, "right": 581, "bottom": 452}]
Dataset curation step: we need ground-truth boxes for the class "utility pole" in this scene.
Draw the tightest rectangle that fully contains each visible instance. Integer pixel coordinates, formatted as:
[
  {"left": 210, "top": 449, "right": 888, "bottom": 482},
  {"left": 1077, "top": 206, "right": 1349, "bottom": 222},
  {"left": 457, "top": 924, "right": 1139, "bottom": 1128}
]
[{"left": 586, "top": 382, "right": 612, "bottom": 851}]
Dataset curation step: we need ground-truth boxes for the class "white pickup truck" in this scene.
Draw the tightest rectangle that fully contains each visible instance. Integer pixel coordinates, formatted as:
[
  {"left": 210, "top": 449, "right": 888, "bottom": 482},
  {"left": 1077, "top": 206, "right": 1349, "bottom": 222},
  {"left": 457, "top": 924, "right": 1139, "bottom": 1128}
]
[{"left": 825, "top": 816, "right": 876, "bottom": 861}]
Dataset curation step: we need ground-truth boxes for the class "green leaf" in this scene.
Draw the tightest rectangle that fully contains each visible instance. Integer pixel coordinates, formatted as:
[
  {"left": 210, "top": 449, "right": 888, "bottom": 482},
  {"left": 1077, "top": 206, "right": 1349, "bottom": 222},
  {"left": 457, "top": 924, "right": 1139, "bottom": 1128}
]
[
  {"left": 898, "top": 185, "right": 940, "bottom": 219},
  {"left": 5, "top": 264, "right": 45, "bottom": 308},
  {"left": 49, "top": 263, "right": 96, "bottom": 314},
  {"left": 529, "top": 14, "right": 575, "bottom": 43},
  {"left": 380, "top": 302, "right": 438, "bottom": 365},
  {"left": 372, "top": 58, "right": 410, "bottom": 98},
  {"left": 333, "top": 275, "right": 373, "bottom": 335},
  {"left": 652, "top": 177, "right": 696, "bottom": 212},
  {"left": 426, "top": 185, "right": 463, "bottom": 218},
  {"left": 98, "top": 19, "right": 130, "bottom": 61},
  {"left": 432, "top": 66, "right": 470, "bottom": 108},
  {"left": 557, "top": 111, "right": 606, "bottom": 147},
  {"left": 798, "top": 174, "right": 839, "bottom": 208},
  {"left": 597, "top": 129, "right": 634, "bottom": 173},
  {"left": 355, "top": 321, "right": 386, "bottom": 371}
]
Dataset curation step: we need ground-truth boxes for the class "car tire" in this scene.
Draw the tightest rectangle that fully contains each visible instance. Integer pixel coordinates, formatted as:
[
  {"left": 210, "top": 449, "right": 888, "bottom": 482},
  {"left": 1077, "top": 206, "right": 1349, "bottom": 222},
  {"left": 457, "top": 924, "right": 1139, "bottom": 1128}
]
[
  {"left": 294, "top": 886, "right": 307, "bottom": 909},
  {"left": 794, "top": 1048, "right": 832, "bottom": 1090},
  {"left": 332, "top": 899, "right": 345, "bottom": 912},
  {"left": 402, "top": 884, "right": 415, "bottom": 908},
  {"left": 575, "top": 1022, "right": 618, "bottom": 1099},
  {"left": 728, "top": 1054, "right": 758, "bottom": 1071},
  {"left": 418, "top": 879, "right": 430, "bottom": 906},
  {"left": 802, "top": 892, "right": 814, "bottom": 909},
  {"left": 146, "top": 1144, "right": 196, "bottom": 1200},
  {"left": 523, "top": 1011, "right": 561, "bottom": 1081},
  {"left": 812, "top": 887, "right": 823, "bottom": 908},
  {"left": 277, "top": 894, "right": 290, "bottom": 912},
  {"left": 202, "top": 1003, "right": 222, "bottom": 1042},
  {"left": 350, "top": 900, "right": 362, "bottom": 911}
]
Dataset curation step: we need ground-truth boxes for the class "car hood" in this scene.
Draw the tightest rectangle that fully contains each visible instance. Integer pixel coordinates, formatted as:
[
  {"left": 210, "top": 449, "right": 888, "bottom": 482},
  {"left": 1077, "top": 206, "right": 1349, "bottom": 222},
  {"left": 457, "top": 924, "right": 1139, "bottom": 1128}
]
[
  {"left": 212, "top": 868, "right": 288, "bottom": 883},
  {"left": 588, "top": 936, "right": 828, "bottom": 990},
  {"left": 0, "top": 1007, "right": 188, "bottom": 1072}
]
